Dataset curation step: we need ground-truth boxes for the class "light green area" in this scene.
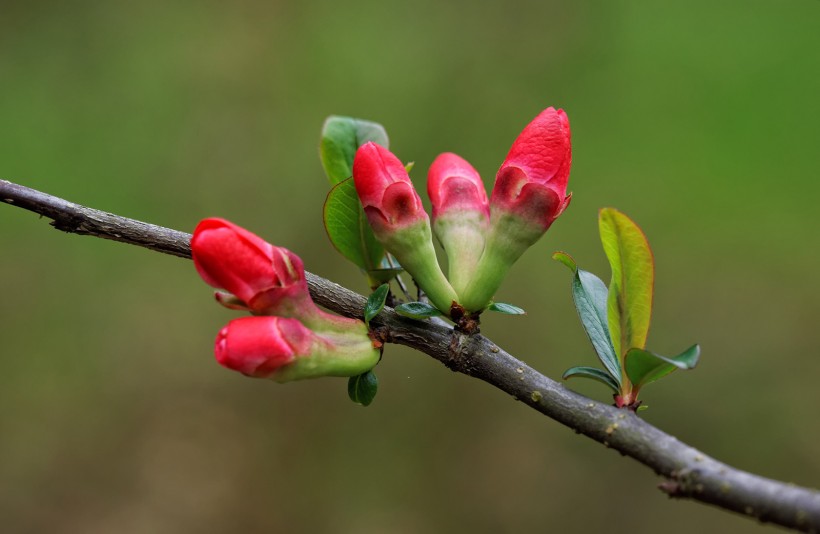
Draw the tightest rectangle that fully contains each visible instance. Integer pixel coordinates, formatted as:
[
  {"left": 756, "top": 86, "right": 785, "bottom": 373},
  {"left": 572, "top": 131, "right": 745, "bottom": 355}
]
[
  {"left": 323, "top": 177, "right": 385, "bottom": 271},
  {"left": 600, "top": 208, "right": 654, "bottom": 360},
  {"left": 2, "top": 1, "right": 820, "bottom": 532}
]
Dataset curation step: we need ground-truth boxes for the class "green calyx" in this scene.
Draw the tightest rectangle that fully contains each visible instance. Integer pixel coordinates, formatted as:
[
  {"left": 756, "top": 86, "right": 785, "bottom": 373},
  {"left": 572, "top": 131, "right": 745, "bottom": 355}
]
[
  {"left": 458, "top": 211, "right": 544, "bottom": 312},
  {"left": 433, "top": 210, "right": 488, "bottom": 297},
  {"left": 273, "top": 331, "right": 381, "bottom": 383},
  {"left": 378, "top": 219, "right": 458, "bottom": 315}
]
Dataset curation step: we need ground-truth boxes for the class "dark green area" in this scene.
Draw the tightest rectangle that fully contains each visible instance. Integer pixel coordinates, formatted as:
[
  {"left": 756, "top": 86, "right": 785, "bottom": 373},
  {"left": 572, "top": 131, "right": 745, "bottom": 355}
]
[{"left": 348, "top": 371, "right": 379, "bottom": 407}]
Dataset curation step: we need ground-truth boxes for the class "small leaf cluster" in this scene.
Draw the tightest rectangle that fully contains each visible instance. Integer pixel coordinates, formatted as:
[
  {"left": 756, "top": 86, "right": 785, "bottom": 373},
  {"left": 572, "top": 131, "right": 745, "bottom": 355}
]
[{"left": 556, "top": 208, "right": 700, "bottom": 410}]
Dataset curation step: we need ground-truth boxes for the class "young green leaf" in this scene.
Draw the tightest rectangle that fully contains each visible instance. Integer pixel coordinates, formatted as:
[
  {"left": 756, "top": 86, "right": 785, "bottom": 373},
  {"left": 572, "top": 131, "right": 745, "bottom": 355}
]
[
  {"left": 324, "top": 178, "right": 385, "bottom": 271},
  {"left": 348, "top": 370, "right": 379, "bottom": 406},
  {"left": 624, "top": 344, "right": 701, "bottom": 390},
  {"left": 573, "top": 269, "right": 622, "bottom": 383},
  {"left": 367, "top": 268, "right": 404, "bottom": 285},
  {"left": 552, "top": 251, "right": 577, "bottom": 271},
  {"left": 395, "top": 301, "right": 444, "bottom": 319},
  {"left": 365, "top": 284, "right": 390, "bottom": 327},
  {"left": 487, "top": 302, "right": 526, "bottom": 315},
  {"left": 553, "top": 252, "right": 621, "bottom": 384},
  {"left": 320, "top": 116, "right": 389, "bottom": 185},
  {"left": 599, "top": 208, "right": 654, "bottom": 359},
  {"left": 562, "top": 366, "right": 621, "bottom": 393}
]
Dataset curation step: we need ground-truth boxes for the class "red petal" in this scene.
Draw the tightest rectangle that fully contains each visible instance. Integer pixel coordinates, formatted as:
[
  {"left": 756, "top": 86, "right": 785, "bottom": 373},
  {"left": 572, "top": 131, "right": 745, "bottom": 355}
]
[
  {"left": 499, "top": 107, "right": 571, "bottom": 193},
  {"left": 353, "top": 142, "right": 412, "bottom": 208},
  {"left": 427, "top": 152, "right": 488, "bottom": 218}
]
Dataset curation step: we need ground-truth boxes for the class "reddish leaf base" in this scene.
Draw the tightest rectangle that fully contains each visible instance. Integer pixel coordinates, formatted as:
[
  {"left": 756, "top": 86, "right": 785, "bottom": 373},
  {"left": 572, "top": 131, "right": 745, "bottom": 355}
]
[{"left": 614, "top": 393, "right": 642, "bottom": 412}]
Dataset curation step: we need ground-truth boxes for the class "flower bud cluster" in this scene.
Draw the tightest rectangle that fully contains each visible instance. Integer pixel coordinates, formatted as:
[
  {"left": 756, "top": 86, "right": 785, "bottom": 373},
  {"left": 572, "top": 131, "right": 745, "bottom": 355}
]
[
  {"left": 192, "top": 218, "right": 379, "bottom": 382},
  {"left": 352, "top": 107, "right": 572, "bottom": 314}
]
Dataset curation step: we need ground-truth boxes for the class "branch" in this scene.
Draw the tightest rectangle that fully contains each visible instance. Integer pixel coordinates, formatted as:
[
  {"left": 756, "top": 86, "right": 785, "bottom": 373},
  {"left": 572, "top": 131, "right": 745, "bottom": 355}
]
[{"left": 2, "top": 178, "right": 819, "bottom": 532}]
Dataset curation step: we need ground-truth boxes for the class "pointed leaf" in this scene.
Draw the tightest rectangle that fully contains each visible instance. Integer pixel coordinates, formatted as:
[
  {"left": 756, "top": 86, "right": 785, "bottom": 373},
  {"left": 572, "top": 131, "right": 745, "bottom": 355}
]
[
  {"left": 348, "top": 370, "right": 379, "bottom": 406},
  {"left": 599, "top": 208, "right": 654, "bottom": 359},
  {"left": 320, "top": 116, "right": 389, "bottom": 185},
  {"left": 552, "top": 251, "right": 577, "bottom": 271},
  {"left": 323, "top": 178, "right": 385, "bottom": 270},
  {"left": 572, "top": 269, "right": 621, "bottom": 383},
  {"left": 553, "top": 252, "right": 621, "bottom": 384},
  {"left": 487, "top": 302, "right": 526, "bottom": 315},
  {"left": 625, "top": 344, "right": 701, "bottom": 389},
  {"left": 562, "top": 366, "right": 620, "bottom": 393},
  {"left": 365, "top": 284, "right": 390, "bottom": 326},
  {"left": 395, "top": 301, "right": 444, "bottom": 319}
]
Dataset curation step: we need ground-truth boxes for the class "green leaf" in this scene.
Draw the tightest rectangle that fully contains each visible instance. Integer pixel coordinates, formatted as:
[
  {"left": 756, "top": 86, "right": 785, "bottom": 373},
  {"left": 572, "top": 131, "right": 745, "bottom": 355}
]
[
  {"left": 323, "top": 178, "right": 385, "bottom": 270},
  {"left": 562, "top": 366, "right": 620, "bottom": 393},
  {"left": 365, "top": 284, "right": 390, "bottom": 327},
  {"left": 395, "top": 301, "right": 444, "bottom": 319},
  {"left": 599, "top": 208, "right": 654, "bottom": 359},
  {"left": 552, "top": 251, "right": 577, "bottom": 271},
  {"left": 625, "top": 344, "right": 701, "bottom": 390},
  {"left": 348, "top": 370, "right": 379, "bottom": 406},
  {"left": 320, "top": 116, "right": 389, "bottom": 185},
  {"left": 487, "top": 302, "right": 526, "bottom": 315},
  {"left": 572, "top": 269, "right": 621, "bottom": 384},
  {"left": 553, "top": 252, "right": 621, "bottom": 384},
  {"left": 366, "top": 268, "right": 404, "bottom": 285}
]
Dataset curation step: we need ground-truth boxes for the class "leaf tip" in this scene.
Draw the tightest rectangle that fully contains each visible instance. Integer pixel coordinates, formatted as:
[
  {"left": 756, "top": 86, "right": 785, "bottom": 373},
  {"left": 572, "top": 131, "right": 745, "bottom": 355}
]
[{"left": 552, "top": 251, "right": 577, "bottom": 271}]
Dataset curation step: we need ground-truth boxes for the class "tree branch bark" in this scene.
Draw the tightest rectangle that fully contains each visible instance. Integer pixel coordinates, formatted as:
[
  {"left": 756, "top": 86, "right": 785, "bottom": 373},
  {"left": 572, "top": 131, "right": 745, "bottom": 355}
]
[{"left": 2, "top": 178, "right": 819, "bottom": 532}]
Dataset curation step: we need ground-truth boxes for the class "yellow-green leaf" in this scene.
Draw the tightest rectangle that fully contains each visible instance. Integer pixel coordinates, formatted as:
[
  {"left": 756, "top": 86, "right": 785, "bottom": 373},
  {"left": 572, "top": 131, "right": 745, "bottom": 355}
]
[{"left": 599, "top": 208, "right": 654, "bottom": 359}]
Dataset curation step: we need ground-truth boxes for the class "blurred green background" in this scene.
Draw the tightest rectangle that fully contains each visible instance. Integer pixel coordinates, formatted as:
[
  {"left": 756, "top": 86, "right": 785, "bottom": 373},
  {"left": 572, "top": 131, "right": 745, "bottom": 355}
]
[{"left": 2, "top": 0, "right": 819, "bottom": 532}]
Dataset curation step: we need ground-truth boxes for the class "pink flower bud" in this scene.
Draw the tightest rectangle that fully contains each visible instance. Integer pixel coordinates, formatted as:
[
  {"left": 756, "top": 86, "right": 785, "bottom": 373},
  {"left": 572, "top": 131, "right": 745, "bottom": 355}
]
[
  {"left": 427, "top": 152, "right": 489, "bottom": 220},
  {"left": 427, "top": 152, "right": 490, "bottom": 296},
  {"left": 491, "top": 107, "right": 572, "bottom": 231},
  {"left": 191, "top": 218, "right": 306, "bottom": 312},
  {"left": 353, "top": 142, "right": 428, "bottom": 236},
  {"left": 214, "top": 316, "right": 312, "bottom": 378}
]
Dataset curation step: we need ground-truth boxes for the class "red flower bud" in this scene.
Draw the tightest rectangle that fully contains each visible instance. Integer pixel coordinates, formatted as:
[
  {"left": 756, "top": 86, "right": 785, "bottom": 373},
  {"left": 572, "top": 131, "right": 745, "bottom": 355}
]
[
  {"left": 191, "top": 218, "right": 306, "bottom": 312},
  {"left": 214, "top": 315, "right": 380, "bottom": 382},
  {"left": 353, "top": 142, "right": 428, "bottom": 236},
  {"left": 491, "top": 107, "right": 572, "bottom": 230},
  {"left": 427, "top": 152, "right": 489, "bottom": 220},
  {"left": 353, "top": 142, "right": 459, "bottom": 313},
  {"left": 215, "top": 316, "right": 312, "bottom": 378}
]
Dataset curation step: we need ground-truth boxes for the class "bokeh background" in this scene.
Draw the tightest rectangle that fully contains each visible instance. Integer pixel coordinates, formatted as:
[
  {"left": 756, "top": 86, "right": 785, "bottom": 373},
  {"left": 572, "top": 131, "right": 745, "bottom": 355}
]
[{"left": 2, "top": 1, "right": 819, "bottom": 532}]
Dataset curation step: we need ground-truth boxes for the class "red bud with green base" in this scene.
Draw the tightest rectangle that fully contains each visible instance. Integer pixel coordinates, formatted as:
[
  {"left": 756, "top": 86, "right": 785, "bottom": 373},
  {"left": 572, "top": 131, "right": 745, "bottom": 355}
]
[
  {"left": 215, "top": 316, "right": 380, "bottom": 382},
  {"left": 459, "top": 107, "right": 572, "bottom": 312},
  {"left": 353, "top": 142, "right": 459, "bottom": 314},
  {"left": 427, "top": 152, "right": 490, "bottom": 297},
  {"left": 192, "top": 218, "right": 364, "bottom": 334}
]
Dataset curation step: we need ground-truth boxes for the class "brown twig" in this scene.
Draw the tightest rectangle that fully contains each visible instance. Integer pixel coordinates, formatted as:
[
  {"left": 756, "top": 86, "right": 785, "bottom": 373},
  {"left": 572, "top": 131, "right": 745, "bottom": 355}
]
[{"left": 2, "top": 178, "right": 819, "bottom": 532}]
